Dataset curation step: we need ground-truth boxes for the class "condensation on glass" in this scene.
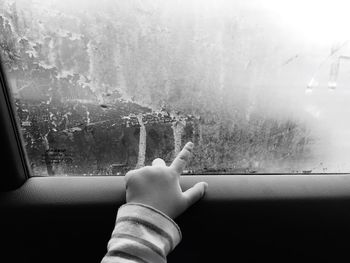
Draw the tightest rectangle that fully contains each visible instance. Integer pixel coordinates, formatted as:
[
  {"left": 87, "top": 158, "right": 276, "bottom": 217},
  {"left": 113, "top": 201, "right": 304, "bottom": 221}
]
[{"left": 1, "top": 0, "right": 350, "bottom": 176}]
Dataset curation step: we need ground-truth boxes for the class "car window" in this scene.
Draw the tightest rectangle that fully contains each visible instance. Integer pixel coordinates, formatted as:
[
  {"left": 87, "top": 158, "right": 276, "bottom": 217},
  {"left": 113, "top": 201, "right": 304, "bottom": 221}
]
[{"left": 1, "top": 0, "right": 350, "bottom": 176}]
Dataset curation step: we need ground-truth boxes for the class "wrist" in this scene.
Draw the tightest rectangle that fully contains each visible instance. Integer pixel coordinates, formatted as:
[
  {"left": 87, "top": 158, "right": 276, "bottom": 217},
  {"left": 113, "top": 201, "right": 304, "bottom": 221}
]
[{"left": 118, "top": 203, "right": 182, "bottom": 248}]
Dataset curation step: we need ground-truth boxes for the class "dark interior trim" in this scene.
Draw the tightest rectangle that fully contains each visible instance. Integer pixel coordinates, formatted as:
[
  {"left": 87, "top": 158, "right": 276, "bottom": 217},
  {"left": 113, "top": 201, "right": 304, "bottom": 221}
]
[
  {"left": 2, "top": 174, "right": 350, "bottom": 263},
  {"left": 0, "top": 61, "right": 29, "bottom": 191}
]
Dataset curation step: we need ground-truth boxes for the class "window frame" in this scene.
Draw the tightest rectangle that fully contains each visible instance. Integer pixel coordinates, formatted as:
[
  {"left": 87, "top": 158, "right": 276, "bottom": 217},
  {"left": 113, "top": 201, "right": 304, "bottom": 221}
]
[
  {"left": 1, "top": 55, "right": 350, "bottom": 205},
  {"left": 0, "top": 60, "right": 30, "bottom": 191}
]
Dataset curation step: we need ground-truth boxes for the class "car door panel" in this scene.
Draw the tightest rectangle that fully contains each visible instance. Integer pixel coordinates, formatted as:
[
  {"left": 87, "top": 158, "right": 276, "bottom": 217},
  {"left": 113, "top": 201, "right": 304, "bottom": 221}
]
[{"left": 2, "top": 175, "right": 350, "bottom": 263}]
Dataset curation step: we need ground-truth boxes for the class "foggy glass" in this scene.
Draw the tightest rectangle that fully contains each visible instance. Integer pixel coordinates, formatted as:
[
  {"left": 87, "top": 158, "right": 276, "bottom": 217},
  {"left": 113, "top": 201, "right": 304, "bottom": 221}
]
[{"left": 1, "top": 0, "right": 350, "bottom": 175}]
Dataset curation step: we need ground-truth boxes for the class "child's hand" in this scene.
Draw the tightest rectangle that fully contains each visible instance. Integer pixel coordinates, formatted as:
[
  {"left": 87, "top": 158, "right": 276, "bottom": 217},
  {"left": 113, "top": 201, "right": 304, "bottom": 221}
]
[{"left": 125, "top": 142, "right": 208, "bottom": 219}]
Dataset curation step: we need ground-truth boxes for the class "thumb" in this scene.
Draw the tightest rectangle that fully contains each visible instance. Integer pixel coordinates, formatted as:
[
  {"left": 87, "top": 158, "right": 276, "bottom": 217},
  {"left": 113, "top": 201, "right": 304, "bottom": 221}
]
[{"left": 183, "top": 182, "right": 208, "bottom": 208}]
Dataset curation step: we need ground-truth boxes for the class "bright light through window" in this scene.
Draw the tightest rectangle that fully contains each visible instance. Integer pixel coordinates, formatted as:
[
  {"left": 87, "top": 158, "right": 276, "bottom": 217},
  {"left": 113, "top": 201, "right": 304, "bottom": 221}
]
[
  {"left": 263, "top": 0, "right": 350, "bottom": 44},
  {"left": 1, "top": 0, "right": 350, "bottom": 175}
]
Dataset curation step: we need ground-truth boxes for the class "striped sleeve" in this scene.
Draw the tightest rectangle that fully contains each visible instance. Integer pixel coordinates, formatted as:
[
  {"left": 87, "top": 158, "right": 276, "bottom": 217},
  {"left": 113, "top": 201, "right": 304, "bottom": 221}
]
[{"left": 101, "top": 203, "right": 182, "bottom": 263}]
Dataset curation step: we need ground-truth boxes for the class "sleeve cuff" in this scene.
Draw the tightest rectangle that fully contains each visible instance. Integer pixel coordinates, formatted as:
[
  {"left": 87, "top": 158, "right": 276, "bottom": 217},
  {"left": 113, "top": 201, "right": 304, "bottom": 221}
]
[{"left": 116, "top": 203, "right": 182, "bottom": 252}]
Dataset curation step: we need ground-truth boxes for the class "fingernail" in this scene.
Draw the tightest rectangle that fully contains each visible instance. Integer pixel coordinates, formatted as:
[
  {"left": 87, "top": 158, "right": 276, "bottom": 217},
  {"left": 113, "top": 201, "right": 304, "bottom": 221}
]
[{"left": 187, "top": 142, "right": 194, "bottom": 148}]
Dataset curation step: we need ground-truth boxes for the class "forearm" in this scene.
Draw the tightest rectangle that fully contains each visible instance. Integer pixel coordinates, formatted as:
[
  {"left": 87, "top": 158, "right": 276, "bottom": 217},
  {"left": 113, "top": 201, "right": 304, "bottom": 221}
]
[{"left": 101, "top": 203, "right": 182, "bottom": 263}]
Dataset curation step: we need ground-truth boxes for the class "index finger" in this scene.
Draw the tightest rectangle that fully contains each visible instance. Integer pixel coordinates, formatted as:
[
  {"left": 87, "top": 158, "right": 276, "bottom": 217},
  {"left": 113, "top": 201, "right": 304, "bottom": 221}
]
[{"left": 170, "top": 142, "right": 194, "bottom": 174}]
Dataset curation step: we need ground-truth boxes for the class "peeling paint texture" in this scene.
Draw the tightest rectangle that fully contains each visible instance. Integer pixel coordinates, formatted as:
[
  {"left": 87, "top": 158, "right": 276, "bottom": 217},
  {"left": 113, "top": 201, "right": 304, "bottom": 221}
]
[{"left": 2, "top": 0, "right": 350, "bottom": 175}]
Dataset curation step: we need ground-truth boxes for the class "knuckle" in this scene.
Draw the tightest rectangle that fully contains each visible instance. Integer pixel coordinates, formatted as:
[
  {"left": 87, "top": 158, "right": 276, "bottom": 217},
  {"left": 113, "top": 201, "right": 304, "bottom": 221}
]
[
  {"left": 140, "top": 166, "right": 164, "bottom": 178},
  {"left": 141, "top": 166, "right": 156, "bottom": 176},
  {"left": 170, "top": 170, "right": 181, "bottom": 180},
  {"left": 178, "top": 154, "right": 188, "bottom": 161},
  {"left": 142, "top": 165, "right": 152, "bottom": 173},
  {"left": 124, "top": 170, "right": 136, "bottom": 186},
  {"left": 126, "top": 166, "right": 175, "bottom": 187},
  {"left": 125, "top": 170, "right": 135, "bottom": 181},
  {"left": 184, "top": 145, "right": 193, "bottom": 153}
]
